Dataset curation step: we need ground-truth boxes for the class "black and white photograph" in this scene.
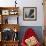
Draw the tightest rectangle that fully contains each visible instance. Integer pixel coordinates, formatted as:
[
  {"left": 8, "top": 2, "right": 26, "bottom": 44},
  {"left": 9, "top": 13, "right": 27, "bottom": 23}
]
[{"left": 23, "top": 7, "right": 37, "bottom": 21}]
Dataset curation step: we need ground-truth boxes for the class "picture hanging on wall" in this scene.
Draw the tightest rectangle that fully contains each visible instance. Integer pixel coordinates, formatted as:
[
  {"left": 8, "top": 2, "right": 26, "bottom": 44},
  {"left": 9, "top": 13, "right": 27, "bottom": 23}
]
[{"left": 23, "top": 7, "right": 37, "bottom": 21}]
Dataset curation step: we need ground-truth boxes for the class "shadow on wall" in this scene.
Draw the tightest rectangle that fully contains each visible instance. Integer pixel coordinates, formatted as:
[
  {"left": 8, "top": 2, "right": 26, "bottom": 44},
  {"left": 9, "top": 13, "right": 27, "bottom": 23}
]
[{"left": 18, "top": 26, "right": 44, "bottom": 44}]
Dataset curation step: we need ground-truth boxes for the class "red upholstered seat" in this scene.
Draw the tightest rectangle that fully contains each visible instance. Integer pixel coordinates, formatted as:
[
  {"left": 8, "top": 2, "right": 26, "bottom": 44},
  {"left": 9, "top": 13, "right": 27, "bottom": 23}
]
[{"left": 21, "top": 28, "right": 41, "bottom": 46}]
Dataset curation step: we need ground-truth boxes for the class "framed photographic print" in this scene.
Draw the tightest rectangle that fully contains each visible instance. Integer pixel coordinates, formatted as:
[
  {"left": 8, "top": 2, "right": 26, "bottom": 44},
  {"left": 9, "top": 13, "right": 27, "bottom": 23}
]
[
  {"left": 23, "top": 7, "right": 37, "bottom": 21},
  {"left": 2, "top": 10, "right": 9, "bottom": 15}
]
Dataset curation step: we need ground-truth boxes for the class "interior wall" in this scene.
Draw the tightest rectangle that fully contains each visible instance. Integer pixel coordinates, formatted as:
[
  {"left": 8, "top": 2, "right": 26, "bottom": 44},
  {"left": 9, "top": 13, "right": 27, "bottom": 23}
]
[
  {"left": 0, "top": 0, "right": 44, "bottom": 26},
  {"left": 18, "top": 26, "right": 43, "bottom": 44},
  {"left": 0, "top": 0, "right": 44, "bottom": 44},
  {"left": 18, "top": 0, "right": 44, "bottom": 26}
]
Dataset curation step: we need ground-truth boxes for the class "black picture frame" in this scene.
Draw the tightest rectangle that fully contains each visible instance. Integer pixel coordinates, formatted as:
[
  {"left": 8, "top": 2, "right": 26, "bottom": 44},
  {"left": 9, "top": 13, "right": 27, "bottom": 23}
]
[{"left": 23, "top": 7, "right": 37, "bottom": 21}]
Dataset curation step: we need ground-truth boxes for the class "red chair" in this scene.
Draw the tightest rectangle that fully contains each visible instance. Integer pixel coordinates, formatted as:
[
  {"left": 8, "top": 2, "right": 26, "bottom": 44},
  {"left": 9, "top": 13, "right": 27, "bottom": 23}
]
[{"left": 21, "top": 28, "right": 41, "bottom": 46}]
